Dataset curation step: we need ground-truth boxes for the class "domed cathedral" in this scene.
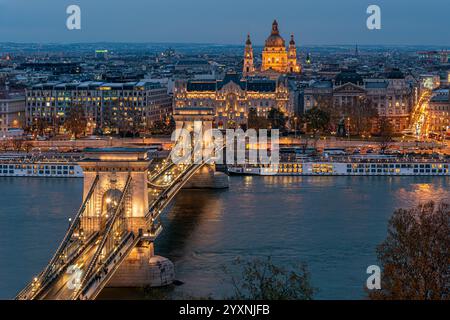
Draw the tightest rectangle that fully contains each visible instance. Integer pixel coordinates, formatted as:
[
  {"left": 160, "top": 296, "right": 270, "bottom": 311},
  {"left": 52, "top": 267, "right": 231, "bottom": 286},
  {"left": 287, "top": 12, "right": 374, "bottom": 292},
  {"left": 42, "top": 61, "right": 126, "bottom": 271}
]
[{"left": 243, "top": 20, "right": 301, "bottom": 77}]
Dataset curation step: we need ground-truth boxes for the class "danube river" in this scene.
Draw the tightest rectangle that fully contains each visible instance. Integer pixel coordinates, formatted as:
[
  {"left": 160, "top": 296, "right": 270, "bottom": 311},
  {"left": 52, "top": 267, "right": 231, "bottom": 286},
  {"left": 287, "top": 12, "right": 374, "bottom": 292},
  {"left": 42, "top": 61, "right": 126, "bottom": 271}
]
[{"left": 1, "top": 176, "right": 449, "bottom": 299}]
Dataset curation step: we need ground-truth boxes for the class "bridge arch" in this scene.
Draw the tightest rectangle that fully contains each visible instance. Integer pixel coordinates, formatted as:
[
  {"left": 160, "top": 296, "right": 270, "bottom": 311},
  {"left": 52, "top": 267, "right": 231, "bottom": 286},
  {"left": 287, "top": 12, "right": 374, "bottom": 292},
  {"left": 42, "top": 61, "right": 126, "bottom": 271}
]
[{"left": 102, "top": 188, "right": 122, "bottom": 217}]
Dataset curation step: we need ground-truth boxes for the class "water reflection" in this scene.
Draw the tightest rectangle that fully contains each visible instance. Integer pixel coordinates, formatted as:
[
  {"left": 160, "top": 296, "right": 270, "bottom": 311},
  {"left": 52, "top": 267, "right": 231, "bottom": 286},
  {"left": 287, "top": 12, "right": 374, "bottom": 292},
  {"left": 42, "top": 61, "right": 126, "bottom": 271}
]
[
  {"left": 395, "top": 179, "right": 450, "bottom": 205},
  {"left": 0, "top": 177, "right": 83, "bottom": 299},
  {"left": 156, "top": 176, "right": 450, "bottom": 299},
  {"left": 156, "top": 190, "right": 225, "bottom": 261},
  {"left": 1, "top": 176, "right": 450, "bottom": 299}
]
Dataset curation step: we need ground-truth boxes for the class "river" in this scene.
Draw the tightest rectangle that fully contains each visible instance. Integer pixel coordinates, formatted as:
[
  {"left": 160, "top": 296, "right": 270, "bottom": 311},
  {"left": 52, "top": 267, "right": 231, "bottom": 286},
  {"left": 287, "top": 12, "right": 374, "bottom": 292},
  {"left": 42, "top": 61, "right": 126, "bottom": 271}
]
[{"left": 1, "top": 176, "right": 449, "bottom": 299}]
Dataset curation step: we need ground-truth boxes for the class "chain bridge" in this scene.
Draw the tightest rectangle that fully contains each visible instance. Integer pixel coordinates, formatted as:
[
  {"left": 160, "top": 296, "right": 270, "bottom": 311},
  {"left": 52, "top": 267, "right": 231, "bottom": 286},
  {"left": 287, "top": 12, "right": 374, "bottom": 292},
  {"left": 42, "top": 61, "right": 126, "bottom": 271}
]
[{"left": 16, "top": 108, "right": 228, "bottom": 300}]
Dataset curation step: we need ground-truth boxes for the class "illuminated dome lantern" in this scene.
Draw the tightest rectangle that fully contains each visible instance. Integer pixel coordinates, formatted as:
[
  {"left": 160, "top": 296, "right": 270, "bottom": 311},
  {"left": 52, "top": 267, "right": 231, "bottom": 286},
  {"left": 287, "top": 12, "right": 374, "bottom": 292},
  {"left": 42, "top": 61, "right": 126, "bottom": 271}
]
[{"left": 264, "top": 20, "right": 286, "bottom": 48}]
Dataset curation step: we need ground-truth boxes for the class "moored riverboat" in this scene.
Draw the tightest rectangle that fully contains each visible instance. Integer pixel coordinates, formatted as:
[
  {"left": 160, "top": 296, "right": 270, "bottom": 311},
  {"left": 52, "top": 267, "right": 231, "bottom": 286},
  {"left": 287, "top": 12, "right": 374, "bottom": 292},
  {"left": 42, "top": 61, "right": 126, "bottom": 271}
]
[{"left": 228, "top": 157, "right": 450, "bottom": 176}]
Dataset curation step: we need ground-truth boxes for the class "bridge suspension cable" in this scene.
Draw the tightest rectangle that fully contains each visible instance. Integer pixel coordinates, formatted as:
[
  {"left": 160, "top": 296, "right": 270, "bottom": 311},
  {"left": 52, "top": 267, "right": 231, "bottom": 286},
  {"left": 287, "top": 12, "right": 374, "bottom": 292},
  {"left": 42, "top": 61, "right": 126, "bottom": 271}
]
[
  {"left": 16, "top": 175, "right": 100, "bottom": 300},
  {"left": 72, "top": 175, "right": 133, "bottom": 300}
]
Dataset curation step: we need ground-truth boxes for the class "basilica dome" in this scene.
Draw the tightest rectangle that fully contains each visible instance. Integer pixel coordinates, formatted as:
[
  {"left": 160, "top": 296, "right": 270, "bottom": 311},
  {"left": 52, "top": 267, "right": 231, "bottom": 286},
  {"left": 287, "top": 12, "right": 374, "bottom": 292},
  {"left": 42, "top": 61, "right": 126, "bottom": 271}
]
[{"left": 264, "top": 20, "right": 285, "bottom": 48}]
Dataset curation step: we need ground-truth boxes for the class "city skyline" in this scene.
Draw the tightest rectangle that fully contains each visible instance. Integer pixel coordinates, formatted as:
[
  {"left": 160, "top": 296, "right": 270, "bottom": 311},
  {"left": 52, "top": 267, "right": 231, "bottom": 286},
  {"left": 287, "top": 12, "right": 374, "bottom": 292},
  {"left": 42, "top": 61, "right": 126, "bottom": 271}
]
[
  {"left": 1, "top": 1, "right": 449, "bottom": 304},
  {"left": 1, "top": 0, "right": 450, "bottom": 46}
]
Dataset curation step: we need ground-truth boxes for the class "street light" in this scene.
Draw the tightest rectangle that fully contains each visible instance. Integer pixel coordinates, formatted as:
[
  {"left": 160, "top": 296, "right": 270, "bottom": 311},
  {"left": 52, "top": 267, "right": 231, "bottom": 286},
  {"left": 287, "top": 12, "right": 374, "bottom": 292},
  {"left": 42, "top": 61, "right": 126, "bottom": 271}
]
[
  {"left": 347, "top": 117, "right": 351, "bottom": 141},
  {"left": 294, "top": 117, "right": 298, "bottom": 140}
]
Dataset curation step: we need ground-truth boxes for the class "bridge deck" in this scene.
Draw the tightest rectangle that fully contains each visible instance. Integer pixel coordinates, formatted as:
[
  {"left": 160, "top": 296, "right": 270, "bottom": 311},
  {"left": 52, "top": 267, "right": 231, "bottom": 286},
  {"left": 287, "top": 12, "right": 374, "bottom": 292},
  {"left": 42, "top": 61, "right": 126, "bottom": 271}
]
[{"left": 40, "top": 239, "right": 100, "bottom": 300}]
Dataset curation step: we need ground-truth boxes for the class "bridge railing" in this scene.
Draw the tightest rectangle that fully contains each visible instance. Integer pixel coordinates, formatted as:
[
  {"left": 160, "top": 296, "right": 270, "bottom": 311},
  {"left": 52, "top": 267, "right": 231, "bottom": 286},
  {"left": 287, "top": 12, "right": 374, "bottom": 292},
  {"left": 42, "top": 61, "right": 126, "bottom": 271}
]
[
  {"left": 80, "top": 231, "right": 141, "bottom": 300},
  {"left": 16, "top": 175, "right": 100, "bottom": 300},
  {"left": 145, "top": 143, "right": 224, "bottom": 227},
  {"left": 148, "top": 122, "right": 190, "bottom": 183}
]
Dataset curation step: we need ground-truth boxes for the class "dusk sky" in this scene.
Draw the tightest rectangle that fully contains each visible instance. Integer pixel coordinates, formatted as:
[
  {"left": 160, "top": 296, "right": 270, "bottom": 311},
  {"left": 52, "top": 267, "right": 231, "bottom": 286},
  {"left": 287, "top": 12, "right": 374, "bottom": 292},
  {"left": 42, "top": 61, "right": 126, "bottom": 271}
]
[{"left": 0, "top": 0, "right": 449, "bottom": 45}]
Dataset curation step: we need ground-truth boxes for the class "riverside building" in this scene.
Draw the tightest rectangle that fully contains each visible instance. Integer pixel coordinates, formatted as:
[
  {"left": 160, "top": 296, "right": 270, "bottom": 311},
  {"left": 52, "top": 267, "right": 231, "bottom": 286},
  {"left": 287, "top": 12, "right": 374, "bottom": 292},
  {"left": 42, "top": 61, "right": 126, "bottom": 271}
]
[
  {"left": 174, "top": 72, "right": 290, "bottom": 129},
  {"left": 26, "top": 81, "right": 172, "bottom": 134},
  {"left": 303, "top": 69, "right": 414, "bottom": 132},
  {"left": 0, "top": 91, "right": 25, "bottom": 138}
]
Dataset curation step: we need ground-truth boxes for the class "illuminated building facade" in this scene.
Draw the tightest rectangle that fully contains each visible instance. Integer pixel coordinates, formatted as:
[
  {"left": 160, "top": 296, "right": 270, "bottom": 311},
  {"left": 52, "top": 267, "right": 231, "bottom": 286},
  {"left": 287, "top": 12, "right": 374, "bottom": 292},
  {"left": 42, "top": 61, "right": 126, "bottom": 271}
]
[
  {"left": 428, "top": 89, "right": 450, "bottom": 135},
  {"left": 26, "top": 81, "right": 172, "bottom": 134},
  {"left": 174, "top": 72, "right": 290, "bottom": 129},
  {"left": 303, "top": 69, "right": 414, "bottom": 132},
  {"left": 243, "top": 20, "right": 301, "bottom": 76},
  {"left": 0, "top": 92, "right": 25, "bottom": 138}
]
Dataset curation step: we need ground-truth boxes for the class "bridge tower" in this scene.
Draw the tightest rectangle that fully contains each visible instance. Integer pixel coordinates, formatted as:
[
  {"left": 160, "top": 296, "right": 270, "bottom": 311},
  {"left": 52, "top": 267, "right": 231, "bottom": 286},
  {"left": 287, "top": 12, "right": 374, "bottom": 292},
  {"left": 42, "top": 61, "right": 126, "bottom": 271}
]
[
  {"left": 173, "top": 106, "right": 229, "bottom": 189},
  {"left": 79, "top": 148, "right": 174, "bottom": 289},
  {"left": 79, "top": 148, "right": 150, "bottom": 234},
  {"left": 173, "top": 106, "right": 214, "bottom": 137}
]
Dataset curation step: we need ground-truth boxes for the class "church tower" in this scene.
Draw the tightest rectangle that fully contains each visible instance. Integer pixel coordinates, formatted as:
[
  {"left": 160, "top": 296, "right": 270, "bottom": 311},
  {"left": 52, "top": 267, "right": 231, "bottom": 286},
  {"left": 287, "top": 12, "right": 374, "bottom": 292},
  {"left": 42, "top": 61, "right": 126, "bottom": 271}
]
[
  {"left": 287, "top": 34, "right": 301, "bottom": 73},
  {"left": 243, "top": 34, "right": 255, "bottom": 77}
]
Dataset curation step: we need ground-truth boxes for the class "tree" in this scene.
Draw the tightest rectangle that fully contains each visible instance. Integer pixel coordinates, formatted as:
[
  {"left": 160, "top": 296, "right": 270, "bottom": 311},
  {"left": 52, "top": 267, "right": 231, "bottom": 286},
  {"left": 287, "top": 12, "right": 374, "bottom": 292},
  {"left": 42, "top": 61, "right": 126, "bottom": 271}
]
[
  {"left": 146, "top": 115, "right": 176, "bottom": 136},
  {"left": 165, "top": 115, "right": 176, "bottom": 134},
  {"left": 314, "top": 95, "right": 338, "bottom": 131},
  {"left": 247, "top": 107, "right": 259, "bottom": 130},
  {"left": 0, "top": 139, "right": 10, "bottom": 152},
  {"left": 267, "top": 108, "right": 286, "bottom": 131},
  {"left": 369, "top": 202, "right": 449, "bottom": 300},
  {"left": 224, "top": 256, "right": 315, "bottom": 300},
  {"left": 31, "top": 118, "right": 49, "bottom": 137},
  {"left": 378, "top": 116, "right": 394, "bottom": 154},
  {"left": 302, "top": 107, "right": 330, "bottom": 136},
  {"left": 23, "top": 141, "right": 32, "bottom": 153},
  {"left": 300, "top": 135, "right": 311, "bottom": 154},
  {"left": 11, "top": 138, "right": 24, "bottom": 151},
  {"left": 342, "top": 97, "right": 378, "bottom": 136},
  {"left": 65, "top": 104, "right": 87, "bottom": 139},
  {"left": 247, "top": 107, "right": 268, "bottom": 130}
]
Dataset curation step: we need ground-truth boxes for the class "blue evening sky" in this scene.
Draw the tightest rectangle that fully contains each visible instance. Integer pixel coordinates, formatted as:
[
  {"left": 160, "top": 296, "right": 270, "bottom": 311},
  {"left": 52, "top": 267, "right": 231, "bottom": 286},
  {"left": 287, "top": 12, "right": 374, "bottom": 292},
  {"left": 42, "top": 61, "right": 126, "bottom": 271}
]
[{"left": 0, "top": 0, "right": 449, "bottom": 45}]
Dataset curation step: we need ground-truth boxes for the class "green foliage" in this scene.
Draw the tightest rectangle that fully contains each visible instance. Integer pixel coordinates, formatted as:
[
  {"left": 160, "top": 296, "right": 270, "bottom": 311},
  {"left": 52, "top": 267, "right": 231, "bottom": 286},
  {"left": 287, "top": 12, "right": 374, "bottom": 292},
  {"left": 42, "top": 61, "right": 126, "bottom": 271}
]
[
  {"left": 150, "top": 116, "right": 175, "bottom": 135},
  {"left": 64, "top": 104, "right": 87, "bottom": 138},
  {"left": 378, "top": 116, "right": 394, "bottom": 153},
  {"left": 302, "top": 107, "right": 330, "bottom": 134},
  {"left": 224, "top": 256, "right": 315, "bottom": 300},
  {"left": 267, "top": 108, "right": 286, "bottom": 131}
]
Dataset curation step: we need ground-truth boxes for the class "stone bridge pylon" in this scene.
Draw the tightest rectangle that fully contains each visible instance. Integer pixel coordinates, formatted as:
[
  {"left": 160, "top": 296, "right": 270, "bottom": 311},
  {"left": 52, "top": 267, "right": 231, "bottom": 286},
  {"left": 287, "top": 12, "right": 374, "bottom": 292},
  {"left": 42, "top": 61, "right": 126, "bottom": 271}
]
[
  {"left": 173, "top": 106, "right": 229, "bottom": 189},
  {"left": 79, "top": 148, "right": 174, "bottom": 289}
]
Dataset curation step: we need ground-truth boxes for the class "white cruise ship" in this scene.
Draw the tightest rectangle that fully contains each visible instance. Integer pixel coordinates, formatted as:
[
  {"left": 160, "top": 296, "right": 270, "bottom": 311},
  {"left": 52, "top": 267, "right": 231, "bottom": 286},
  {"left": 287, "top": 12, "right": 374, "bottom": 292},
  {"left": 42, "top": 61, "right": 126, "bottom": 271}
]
[
  {"left": 228, "top": 158, "right": 450, "bottom": 176},
  {"left": 0, "top": 154, "right": 83, "bottom": 178}
]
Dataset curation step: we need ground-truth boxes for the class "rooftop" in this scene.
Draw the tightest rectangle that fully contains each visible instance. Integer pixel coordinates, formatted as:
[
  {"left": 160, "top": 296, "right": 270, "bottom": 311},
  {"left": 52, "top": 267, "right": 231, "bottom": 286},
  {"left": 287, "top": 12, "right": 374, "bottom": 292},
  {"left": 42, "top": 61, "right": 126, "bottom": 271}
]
[
  {"left": 365, "top": 81, "right": 389, "bottom": 89},
  {"left": 82, "top": 147, "right": 150, "bottom": 162},
  {"left": 186, "top": 72, "right": 278, "bottom": 92},
  {"left": 334, "top": 70, "right": 364, "bottom": 85},
  {"left": 385, "top": 68, "right": 405, "bottom": 79},
  {"left": 30, "top": 81, "right": 164, "bottom": 91},
  {"left": 430, "top": 90, "right": 449, "bottom": 103}
]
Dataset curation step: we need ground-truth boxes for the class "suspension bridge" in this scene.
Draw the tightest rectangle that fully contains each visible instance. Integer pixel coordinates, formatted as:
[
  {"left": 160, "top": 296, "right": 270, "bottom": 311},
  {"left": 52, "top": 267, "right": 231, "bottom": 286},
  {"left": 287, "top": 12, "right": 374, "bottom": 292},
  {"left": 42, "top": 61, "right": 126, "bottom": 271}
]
[{"left": 16, "top": 108, "right": 228, "bottom": 300}]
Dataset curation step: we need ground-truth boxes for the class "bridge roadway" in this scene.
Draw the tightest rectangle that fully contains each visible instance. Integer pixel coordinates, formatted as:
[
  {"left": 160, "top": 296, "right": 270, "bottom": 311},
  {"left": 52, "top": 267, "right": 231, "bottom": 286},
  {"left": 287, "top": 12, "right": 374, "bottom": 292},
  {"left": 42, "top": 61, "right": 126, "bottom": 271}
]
[
  {"left": 35, "top": 229, "right": 139, "bottom": 300},
  {"left": 40, "top": 241, "right": 99, "bottom": 300}
]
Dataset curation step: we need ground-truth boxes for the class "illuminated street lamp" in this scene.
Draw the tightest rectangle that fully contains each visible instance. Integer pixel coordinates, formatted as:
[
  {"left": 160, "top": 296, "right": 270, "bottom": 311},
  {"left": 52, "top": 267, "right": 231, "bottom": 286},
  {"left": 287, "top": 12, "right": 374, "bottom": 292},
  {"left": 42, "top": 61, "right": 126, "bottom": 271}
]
[
  {"left": 292, "top": 116, "right": 298, "bottom": 140},
  {"left": 347, "top": 117, "right": 351, "bottom": 141}
]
